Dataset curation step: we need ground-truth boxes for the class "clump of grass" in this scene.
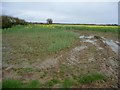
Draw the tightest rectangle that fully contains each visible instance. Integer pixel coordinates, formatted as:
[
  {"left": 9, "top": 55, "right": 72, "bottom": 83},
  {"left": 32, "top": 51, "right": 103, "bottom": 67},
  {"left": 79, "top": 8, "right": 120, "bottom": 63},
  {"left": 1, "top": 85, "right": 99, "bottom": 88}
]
[
  {"left": 2, "top": 79, "right": 41, "bottom": 88},
  {"left": 78, "top": 73, "right": 105, "bottom": 84},
  {"left": 3, "top": 79, "right": 22, "bottom": 88},
  {"left": 47, "top": 31, "right": 78, "bottom": 52},
  {"left": 44, "top": 79, "right": 60, "bottom": 87},
  {"left": 23, "top": 67, "right": 34, "bottom": 72},
  {"left": 62, "top": 79, "right": 73, "bottom": 88},
  {"left": 23, "top": 80, "right": 41, "bottom": 88}
]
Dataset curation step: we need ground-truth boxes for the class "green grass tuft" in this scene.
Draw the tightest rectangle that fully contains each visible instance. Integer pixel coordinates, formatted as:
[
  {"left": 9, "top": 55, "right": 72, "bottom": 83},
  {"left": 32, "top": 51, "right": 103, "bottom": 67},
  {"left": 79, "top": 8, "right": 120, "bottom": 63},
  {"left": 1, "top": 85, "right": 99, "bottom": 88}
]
[
  {"left": 3, "top": 79, "right": 41, "bottom": 88},
  {"left": 44, "top": 79, "right": 60, "bottom": 87},
  {"left": 62, "top": 79, "right": 73, "bottom": 88},
  {"left": 3, "top": 79, "right": 22, "bottom": 88},
  {"left": 23, "top": 80, "right": 41, "bottom": 88},
  {"left": 78, "top": 73, "right": 105, "bottom": 84}
]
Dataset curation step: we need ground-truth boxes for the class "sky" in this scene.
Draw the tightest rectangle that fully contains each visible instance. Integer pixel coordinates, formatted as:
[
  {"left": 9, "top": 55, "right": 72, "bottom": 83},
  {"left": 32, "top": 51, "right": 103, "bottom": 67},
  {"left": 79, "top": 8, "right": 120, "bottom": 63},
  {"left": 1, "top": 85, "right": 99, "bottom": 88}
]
[{"left": 1, "top": 0, "right": 119, "bottom": 24}]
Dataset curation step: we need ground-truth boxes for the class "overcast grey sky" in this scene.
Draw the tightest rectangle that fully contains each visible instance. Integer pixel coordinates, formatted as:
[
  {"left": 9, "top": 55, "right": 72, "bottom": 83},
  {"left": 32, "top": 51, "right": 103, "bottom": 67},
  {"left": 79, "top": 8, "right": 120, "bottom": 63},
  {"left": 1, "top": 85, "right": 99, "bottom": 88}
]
[{"left": 2, "top": 2, "right": 118, "bottom": 24}]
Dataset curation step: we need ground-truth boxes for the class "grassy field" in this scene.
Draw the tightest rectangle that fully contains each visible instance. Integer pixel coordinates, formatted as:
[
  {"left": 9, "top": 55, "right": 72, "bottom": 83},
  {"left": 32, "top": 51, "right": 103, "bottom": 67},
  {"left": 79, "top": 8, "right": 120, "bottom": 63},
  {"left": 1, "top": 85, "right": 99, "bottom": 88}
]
[
  {"left": 3, "top": 25, "right": 78, "bottom": 60},
  {"left": 2, "top": 24, "right": 118, "bottom": 88}
]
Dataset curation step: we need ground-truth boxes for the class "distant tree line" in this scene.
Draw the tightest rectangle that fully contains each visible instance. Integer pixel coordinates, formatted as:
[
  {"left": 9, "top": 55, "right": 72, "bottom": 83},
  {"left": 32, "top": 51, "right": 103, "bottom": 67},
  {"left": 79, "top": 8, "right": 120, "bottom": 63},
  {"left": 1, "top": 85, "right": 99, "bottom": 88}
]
[{"left": 0, "top": 15, "right": 27, "bottom": 29}]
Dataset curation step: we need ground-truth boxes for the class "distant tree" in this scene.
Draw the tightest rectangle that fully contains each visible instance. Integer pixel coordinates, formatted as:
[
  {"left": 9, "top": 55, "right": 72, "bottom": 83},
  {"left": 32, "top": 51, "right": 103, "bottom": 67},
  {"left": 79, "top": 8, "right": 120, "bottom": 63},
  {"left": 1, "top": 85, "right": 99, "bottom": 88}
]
[{"left": 46, "top": 18, "right": 53, "bottom": 24}]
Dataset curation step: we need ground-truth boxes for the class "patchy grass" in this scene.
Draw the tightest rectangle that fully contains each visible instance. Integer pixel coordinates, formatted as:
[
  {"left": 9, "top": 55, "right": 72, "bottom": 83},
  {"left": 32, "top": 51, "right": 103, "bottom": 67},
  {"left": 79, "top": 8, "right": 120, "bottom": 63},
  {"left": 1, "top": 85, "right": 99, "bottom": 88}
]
[
  {"left": 78, "top": 73, "right": 105, "bottom": 84},
  {"left": 2, "top": 72, "right": 106, "bottom": 88}
]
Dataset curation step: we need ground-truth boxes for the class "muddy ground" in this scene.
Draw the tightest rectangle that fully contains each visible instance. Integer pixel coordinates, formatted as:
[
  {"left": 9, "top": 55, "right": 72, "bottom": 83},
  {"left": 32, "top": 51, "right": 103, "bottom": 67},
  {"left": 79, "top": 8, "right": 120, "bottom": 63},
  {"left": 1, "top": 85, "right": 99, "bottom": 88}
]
[{"left": 2, "top": 31, "right": 119, "bottom": 88}]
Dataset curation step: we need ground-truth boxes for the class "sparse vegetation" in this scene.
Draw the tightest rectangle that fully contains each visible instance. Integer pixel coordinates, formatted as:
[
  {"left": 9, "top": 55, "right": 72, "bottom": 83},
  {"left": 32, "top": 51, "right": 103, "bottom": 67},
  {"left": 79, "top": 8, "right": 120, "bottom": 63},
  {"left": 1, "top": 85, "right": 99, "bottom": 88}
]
[
  {"left": 3, "top": 25, "right": 78, "bottom": 58},
  {"left": 2, "top": 24, "right": 118, "bottom": 88},
  {"left": 2, "top": 72, "right": 105, "bottom": 88}
]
